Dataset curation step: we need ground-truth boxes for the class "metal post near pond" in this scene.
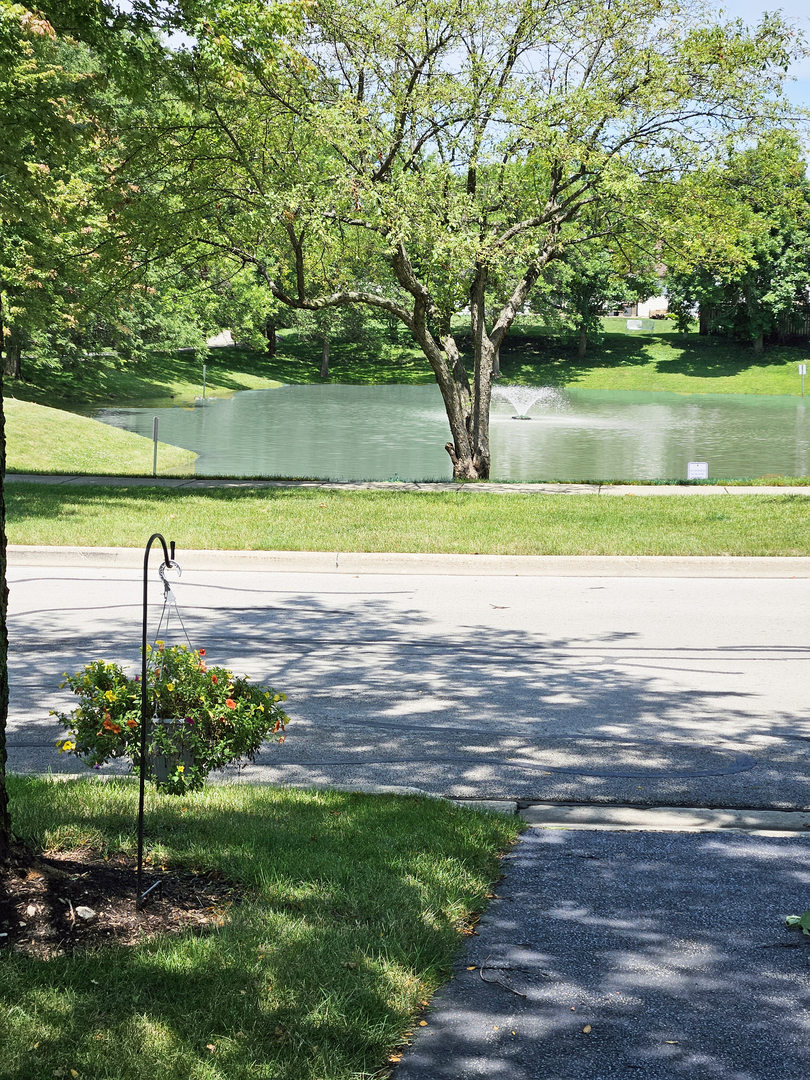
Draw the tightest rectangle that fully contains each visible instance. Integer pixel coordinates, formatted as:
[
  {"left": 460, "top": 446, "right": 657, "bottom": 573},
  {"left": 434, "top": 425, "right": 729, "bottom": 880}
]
[
  {"left": 136, "top": 532, "right": 178, "bottom": 910},
  {"left": 152, "top": 416, "right": 159, "bottom": 477},
  {"left": 800, "top": 363, "right": 806, "bottom": 399},
  {"left": 202, "top": 363, "right": 207, "bottom": 401}
]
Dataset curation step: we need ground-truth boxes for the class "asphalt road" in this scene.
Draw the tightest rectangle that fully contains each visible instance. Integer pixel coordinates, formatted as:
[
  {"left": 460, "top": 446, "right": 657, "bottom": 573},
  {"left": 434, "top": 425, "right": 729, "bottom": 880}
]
[
  {"left": 395, "top": 827, "right": 810, "bottom": 1080},
  {"left": 7, "top": 551, "right": 810, "bottom": 809}
]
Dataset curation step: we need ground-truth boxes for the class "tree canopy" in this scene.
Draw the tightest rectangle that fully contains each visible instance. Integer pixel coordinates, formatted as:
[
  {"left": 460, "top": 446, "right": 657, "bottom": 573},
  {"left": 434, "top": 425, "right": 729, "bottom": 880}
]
[{"left": 110, "top": 0, "right": 806, "bottom": 477}]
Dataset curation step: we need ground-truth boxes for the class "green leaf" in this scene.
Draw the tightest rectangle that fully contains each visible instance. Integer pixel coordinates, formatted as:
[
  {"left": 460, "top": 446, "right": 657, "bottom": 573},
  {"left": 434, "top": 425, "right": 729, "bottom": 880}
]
[{"left": 784, "top": 912, "right": 810, "bottom": 935}]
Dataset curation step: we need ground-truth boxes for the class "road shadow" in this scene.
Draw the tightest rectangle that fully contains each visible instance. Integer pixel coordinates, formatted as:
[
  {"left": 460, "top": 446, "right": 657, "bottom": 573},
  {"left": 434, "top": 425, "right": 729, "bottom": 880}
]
[{"left": 8, "top": 577, "right": 810, "bottom": 806}]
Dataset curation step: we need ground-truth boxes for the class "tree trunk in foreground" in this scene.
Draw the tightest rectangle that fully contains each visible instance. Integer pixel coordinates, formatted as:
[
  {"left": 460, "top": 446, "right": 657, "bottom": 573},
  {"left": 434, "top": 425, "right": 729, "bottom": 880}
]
[
  {"left": 0, "top": 299, "right": 12, "bottom": 861},
  {"left": 320, "top": 335, "right": 330, "bottom": 379},
  {"left": 753, "top": 330, "right": 764, "bottom": 355}
]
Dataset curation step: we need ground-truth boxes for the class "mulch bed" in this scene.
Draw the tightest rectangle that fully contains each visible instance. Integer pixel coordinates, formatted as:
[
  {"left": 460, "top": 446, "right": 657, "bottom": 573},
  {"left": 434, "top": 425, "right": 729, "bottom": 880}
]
[{"left": 0, "top": 844, "right": 247, "bottom": 958}]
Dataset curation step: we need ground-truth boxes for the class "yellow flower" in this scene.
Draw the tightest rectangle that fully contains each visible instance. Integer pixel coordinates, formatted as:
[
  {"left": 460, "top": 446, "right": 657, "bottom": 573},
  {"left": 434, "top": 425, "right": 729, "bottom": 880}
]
[
  {"left": 167, "top": 683, "right": 174, "bottom": 692},
  {"left": 104, "top": 690, "right": 116, "bottom": 702},
  {"left": 176, "top": 765, "right": 185, "bottom": 774},
  {"left": 57, "top": 739, "right": 76, "bottom": 754}
]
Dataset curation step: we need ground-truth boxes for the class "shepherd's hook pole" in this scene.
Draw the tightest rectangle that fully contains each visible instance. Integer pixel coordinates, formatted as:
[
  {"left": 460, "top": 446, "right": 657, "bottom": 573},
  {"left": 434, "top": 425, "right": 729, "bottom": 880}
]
[{"left": 137, "top": 533, "right": 177, "bottom": 909}]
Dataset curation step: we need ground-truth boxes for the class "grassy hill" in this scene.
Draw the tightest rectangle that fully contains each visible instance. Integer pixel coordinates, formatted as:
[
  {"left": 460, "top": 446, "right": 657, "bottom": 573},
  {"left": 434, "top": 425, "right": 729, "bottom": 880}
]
[{"left": 4, "top": 398, "right": 197, "bottom": 476}]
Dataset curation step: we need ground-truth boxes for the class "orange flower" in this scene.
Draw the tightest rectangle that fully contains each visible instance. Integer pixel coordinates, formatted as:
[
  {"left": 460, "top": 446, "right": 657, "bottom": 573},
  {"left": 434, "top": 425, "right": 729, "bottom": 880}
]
[
  {"left": 211, "top": 675, "right": 217, "bottom": 684},
  {"left": 126, "top": 719, "right": 137, "bottom": 729},
  {"left": 199, "top": 649, "right": 206, "bottom": 657},
  {"left": 199, "top": 662, "right": 207, "bottom": 673},
  {"left": 225, "top": 698, "right": 236, "bottom": 709},
  {"left": 103, "top": 718, "right": 122, "bottom": 734}
]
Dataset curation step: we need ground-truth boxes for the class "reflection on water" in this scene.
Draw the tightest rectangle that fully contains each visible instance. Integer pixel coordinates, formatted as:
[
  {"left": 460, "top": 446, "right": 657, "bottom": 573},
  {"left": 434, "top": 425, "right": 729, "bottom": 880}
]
[{"left": 95, "top": 383, "right": 810, "bottom": 481}]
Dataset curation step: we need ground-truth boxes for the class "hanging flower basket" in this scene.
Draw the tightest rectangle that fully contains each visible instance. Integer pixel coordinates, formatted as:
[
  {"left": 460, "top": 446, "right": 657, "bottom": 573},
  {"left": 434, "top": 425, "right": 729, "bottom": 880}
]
[
  {"left": 148, "top": 718, "right": 196, "bottom": 786},
  {"left": 54, "top": 645, "right": 289, "bottom": 795}
]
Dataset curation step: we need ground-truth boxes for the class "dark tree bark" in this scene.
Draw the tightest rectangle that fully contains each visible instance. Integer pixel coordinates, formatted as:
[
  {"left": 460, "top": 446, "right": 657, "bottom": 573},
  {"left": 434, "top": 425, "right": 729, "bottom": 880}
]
[
  {"left": 3, "top": 326, "right": 21, "bottom": 378},
  {"left": 577, "top": 326, "right": 588, "bottom": 358},
  {"left": 698, "top": 306, "right": 709, "bottom": 336},
  {"left": 753, "top": 330, "right": 764, "bottom": 354},
  {"left": 0, "top": 298, "right": 12, "bottom": 861},
  {"left": 319, "top": 334, "right": 330, "bottom": 379},
  {"left": 265, "top": 319, "right": 277, "bottom": 357}
]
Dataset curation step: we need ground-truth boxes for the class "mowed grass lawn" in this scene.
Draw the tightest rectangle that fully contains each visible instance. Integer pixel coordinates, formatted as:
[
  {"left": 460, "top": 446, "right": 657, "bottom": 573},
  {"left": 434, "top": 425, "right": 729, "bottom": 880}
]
[
  {"left": 4, "top": 399, "right": 197, "bottom": 475},
  {"left": 6, "top": 484, "right": 810, "bottom": 556},
  {"left": 1, "top": 777, "right": 519, "bottom": 1080}
]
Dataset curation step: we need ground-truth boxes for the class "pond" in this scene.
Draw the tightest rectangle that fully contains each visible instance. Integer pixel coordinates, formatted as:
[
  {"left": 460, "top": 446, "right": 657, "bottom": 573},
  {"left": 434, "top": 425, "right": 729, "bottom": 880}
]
[{"left": 95, "top": 383, "right": 810, "bottom": 481}]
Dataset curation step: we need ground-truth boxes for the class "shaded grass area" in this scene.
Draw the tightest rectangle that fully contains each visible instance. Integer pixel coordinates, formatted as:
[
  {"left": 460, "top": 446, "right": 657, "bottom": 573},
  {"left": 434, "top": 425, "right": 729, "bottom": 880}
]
[
  {"left": 5, "top": 347, "right": 283, "bottom": 412},
  {"left": 4, "top": 399, "right": 197, "bottom": 475},
  {"left": 8, "top": 319, "right": 809, "bottom": 419},
  {"left": 7, "top": 484, "right": 810, "bottom": 556},
  {"left": 1, "top": 777, "right": 518, "bottom": 1080}
]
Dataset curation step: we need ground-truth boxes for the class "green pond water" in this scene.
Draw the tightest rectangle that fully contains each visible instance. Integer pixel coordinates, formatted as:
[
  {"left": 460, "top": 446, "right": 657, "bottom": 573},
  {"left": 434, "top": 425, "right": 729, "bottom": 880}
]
[{"left": 95, "top": 384, "right": 810, "bottom": 481}]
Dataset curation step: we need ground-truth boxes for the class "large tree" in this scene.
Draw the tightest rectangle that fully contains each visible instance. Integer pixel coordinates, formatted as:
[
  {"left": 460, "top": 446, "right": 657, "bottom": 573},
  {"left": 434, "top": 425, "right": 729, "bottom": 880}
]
[
  {"left": 113, "top": 0, "right": 803, "bottom": 478},
  {"left": 0, "top": 0, "right": 166, "bottom": 860},
  {"left": 666, "top": 133, "right": 810, "bottom": 352}
]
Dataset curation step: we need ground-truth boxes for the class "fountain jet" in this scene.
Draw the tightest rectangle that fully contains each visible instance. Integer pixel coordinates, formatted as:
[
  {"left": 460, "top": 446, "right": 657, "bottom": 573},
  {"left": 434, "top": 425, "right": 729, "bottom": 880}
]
[{"left": 492, "top": 385, "right": 562, "bottom": 419}]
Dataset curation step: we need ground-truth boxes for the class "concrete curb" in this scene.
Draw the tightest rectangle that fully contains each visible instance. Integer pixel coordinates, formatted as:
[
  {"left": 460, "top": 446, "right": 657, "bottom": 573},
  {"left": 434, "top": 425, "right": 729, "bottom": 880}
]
[
  {"left": 6, "top": 473, "right": 810, "bottom": 496},
  {"left": 522, "top": 803, "right": 810, "bottom": 835},
  {"left": 8, "top": 544, "right": 810, "bottom": 577}
]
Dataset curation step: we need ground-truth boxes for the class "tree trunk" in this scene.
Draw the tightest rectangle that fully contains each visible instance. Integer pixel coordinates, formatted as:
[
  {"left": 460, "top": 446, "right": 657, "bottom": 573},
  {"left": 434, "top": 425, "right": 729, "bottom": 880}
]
[
  {"left": 265, "top": 319, "right": 277, "bottom": 357},
  {"left": 753, "top": 330, "right": 764, "bottom": 355},
  {"left": 698, "top": 306, "right": 709, "bottom": 336},
  {"left": 3, "top": 326, "right": 21, "bottom": 378},
  {"left": 319, "top": 335, "right": 330, "bottom": 379},
  {"left": 0, "top": 298, "right": 12, "bottom": 861},
  {"left": 577, "top": 326, "right": 587, "bottom": 358}
]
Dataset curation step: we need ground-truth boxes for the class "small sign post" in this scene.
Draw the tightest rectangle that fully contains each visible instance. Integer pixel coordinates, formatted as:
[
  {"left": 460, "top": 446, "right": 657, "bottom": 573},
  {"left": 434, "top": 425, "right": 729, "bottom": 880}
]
[
  {"left": 687, "top": 461, "right": 709, "bottom": 481},
  {"left": 799, "top": 364, "right": 806, "bottom": 398},
  {"left": 202, "top": 363, "right": 207, "bottom": 401}
]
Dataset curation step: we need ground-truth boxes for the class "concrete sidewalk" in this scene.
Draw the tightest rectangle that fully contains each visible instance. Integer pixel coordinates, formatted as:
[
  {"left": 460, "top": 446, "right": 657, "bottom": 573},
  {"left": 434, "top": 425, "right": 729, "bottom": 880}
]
[{"left": 7, "top": 472, "right": 810, "bottom": 495}]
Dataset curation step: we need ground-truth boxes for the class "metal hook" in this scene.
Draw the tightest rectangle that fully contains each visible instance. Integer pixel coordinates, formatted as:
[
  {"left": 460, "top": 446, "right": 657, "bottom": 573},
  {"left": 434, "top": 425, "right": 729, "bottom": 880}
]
[{"left": 159, "top": 559, "right": 182, "bottom": 585}]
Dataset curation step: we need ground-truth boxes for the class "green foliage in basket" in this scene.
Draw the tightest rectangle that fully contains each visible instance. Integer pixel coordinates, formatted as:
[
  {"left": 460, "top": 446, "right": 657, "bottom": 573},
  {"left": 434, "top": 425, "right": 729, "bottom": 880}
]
[{"left": 54, "top": 643, "right": 288, "bottom": 793}]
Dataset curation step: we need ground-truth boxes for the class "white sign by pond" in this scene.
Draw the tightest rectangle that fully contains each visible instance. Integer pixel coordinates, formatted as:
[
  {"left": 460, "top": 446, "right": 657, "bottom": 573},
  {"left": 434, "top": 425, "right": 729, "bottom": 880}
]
[
  {"left": 687, "top": 461, "right": 709, "bottom": 480},
  {"left": 799, "top": 364, "right": 807, "bottom": 375}
]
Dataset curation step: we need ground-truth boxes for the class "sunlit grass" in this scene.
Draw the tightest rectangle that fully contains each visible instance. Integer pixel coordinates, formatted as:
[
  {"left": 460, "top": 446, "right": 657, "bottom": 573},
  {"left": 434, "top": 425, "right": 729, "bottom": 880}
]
[
  {"left": 4, "top": 399, "right": 197, "bottom": 475},
  {"left": 6, "top": 483, "right": 810, "bottom": 555},
  {"left": 498, "top": 317, "right": 810, "bottom": 395},
  {"left": 1, "top": 777, "right": 519, "bottom": 1080}
]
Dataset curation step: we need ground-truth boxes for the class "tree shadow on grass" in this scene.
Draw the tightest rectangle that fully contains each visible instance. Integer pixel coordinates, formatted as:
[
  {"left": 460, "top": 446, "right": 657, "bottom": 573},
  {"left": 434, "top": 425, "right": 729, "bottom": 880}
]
[
  {"left": 496, "top": 330, "right": 807, "bottom": 387},
  {"left": 0, "top": 783, "right": 512, "bottom": 1080}
]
